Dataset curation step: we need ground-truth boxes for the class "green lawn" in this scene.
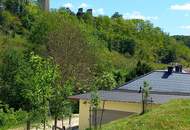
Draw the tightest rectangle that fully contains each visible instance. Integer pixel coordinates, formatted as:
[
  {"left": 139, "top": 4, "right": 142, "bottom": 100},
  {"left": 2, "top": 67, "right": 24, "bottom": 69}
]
[{"left": 100, "top": 99, "right": 190, "bottom": 130}]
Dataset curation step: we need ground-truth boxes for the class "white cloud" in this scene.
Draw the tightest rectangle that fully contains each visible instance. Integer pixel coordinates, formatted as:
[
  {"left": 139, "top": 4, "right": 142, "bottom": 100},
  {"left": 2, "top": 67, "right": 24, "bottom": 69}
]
[
  {"left": 170, "top": 3, "right": 190, "bottom": 11},
  {"left": 179, "top": 25, "right": 190, "bottom": 29},
  {"left": 63, "top": 3, "right": 73, "bottom": 9},
  {"left": 96, "top": 8, "right": 104, "bottom": 15},
  {"left": 92, "top": 8, "right": 105, "bottom": 16},
  {"left": 79, "top": 3, "right": 88, "bottom": 9},
  {"left": 123, "top": 11, "right": 158, "bottom": 20}
]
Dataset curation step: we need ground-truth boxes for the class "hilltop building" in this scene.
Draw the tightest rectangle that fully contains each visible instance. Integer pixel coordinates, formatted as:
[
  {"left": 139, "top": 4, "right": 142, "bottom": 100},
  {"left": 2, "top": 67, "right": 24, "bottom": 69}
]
[
  {"left": 77, "top": 8, "right": 93, "bottom": 17},
  {"left": 87, "top": 9, "right": 93, "bottom": 15}
]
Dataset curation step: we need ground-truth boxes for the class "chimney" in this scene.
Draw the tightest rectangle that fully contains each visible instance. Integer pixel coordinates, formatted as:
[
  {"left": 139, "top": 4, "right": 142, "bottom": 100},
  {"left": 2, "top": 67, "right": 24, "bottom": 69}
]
[
  {"left": 167, "top": 66, "right": 174, "bottom": 74},
  {"left": 175, "top": 65, "right": 182, "bottom": 73}
]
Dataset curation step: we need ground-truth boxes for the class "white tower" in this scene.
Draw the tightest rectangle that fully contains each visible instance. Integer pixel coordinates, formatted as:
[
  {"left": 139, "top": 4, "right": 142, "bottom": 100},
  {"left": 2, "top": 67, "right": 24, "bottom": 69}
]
[{"left": 38, "top": 0, "right": 49, "bottom": 11}]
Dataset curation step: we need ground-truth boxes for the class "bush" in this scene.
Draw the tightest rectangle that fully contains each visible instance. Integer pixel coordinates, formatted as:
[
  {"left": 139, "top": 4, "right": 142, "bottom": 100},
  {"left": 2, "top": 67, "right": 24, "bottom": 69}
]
[{"left": 0, "top": 106, "right": 28, "bottom": 129}]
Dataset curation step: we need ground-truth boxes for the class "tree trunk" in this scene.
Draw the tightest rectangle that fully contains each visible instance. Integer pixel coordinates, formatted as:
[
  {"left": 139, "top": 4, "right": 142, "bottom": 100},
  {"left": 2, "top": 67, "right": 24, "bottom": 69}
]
[
  {"left": 62, "top": 117, "right": 64, "bottom": 129},
  {"left": 69, "top": 115, "right": 72, "bottom": 129},
  {"left": 141, "top": 91, "right": 145, "bottom": 115},
  {"left": 89, "top": 107, "right": 92, "bottom": 129},
  {"left": 100, "top": 101, "right": 105, "bottom": 128},
  {"left": 26, "top": 120, "right": 31, "bottom": 130},
  {"left": 94, "top": 108, "right": 97, "bottom": 130},
  {"left": 54, "top": 116, "right": 58, "bottom": 130},
  {"left": 43, "top": 120, "right": 46, "bottom": 130}
]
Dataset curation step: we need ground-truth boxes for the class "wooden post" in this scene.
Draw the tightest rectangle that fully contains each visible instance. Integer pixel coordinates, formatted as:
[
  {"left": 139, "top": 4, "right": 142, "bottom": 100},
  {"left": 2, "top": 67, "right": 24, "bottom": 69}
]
[
  {"left": 142, "top": 88, "right": 145, "bottom": 114},
  {"left": 100, "top": 101, "right": 105, "bottom": 128},
  {"left": 94, "top": 108, "right": 97, "bottom": 130},
  {"left": 89, "top": 106, "right": 92, "bottom": 129}
]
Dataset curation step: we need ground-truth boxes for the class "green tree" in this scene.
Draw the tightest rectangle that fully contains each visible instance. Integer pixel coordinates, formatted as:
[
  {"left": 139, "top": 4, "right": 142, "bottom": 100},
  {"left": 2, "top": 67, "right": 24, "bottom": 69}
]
[
  {"left": 0, "top": 11, "right": 23, "bottom": 36},
  {"left": 158, "top": 46, "right": 177, "bottom": 64},
  {"left": 15, "top": 52, "right": 59, "bottom": 130},
  {"left": 0, "top": 49, "right": 24, "bottom": 109},
  {"left": 3, "top": 0, "right": 29, "bottom": 14},
  {"left": 50, "top": 80, "right": 73, "bottom": 130},
  {"left": 45, "top": 14, "right": 96, "bottom": 92},
  {"left": 95, "top": 72, "right": 116, "bottom": 90},
  {"left": 111, "top": 12, "right": 123, "bottom": 19},
  {"left": 90, "top": 86, "right": 101, "bottom": 130},
  {"left": 135, "top": 61, "right": 152, "bottom": 76},
  {"left": 140, "top": 81, "right": 152, "bottom": 114}
]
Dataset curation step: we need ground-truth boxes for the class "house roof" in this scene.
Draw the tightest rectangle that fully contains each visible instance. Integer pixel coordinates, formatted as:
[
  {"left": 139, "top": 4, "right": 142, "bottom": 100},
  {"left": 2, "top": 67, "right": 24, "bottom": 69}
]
[
  {"left": 69, "top": 70, "right": 190, "bottom": 104},
  {"left": 69, "top": 90, "right": 190, "bottom": 104},
  {"left": 118, "top": 70, "right": 190, "bottom": 95}
]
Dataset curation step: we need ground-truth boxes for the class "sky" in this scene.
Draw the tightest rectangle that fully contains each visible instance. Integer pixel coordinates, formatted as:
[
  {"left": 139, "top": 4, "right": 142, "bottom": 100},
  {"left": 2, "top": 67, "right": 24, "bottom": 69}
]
[{"left": 50, "top": 0, "right": 190, "bottom": 36}]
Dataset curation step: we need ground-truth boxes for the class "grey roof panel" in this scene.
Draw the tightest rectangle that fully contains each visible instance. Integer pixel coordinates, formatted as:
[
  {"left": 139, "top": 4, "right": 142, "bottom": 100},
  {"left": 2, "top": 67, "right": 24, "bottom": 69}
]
[
  {"left": 69, "top": 91, "right": 190, "bottom": 104},
  {"left": 118, "top": 71, "right": 190, "bottom": 94}
]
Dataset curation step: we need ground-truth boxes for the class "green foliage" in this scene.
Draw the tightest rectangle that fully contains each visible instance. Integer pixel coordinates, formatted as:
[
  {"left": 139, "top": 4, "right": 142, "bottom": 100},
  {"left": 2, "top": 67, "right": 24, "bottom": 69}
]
[
  {"left": 0, "top": 11, "right": 23, "bottom": 35},
  {"left": 90, "top": 86, "right": 101, "bottom": 130},
  {"left": 141, "top": 81, "right": 152, "bottom": 114},
  {"left": 31, "top": 12, "right": 97, "bottom": 92},
  {"left": 50, "top": 80, "right": 74, "bottom": 121},
  {"left": 0, "top": 49, "right": 25, "bottom": 109},
  {"left": 0, "top": 50, "right": 60, "bottom": 129},
  {"left": 158, "top": 45, "right": 177, "bottom": 64},
  {"left": 0, "top": 102, "right": 28, "bottom": 129},
  {"left": 142, "top": 81, "right": 151, "bottom": 99},
  {"left": 136, "top": 61, "right": 152, "bottom": 76},
  {"left": 3, "top": 0, "right": 21, "bottom": 14},
  {"left": 20, "top": 4, "right": 41, "bottom": 31},
  {"left": 2, "top": 2, "right": 190, "bottom": 129},
  {"left": 90, "top": 86, "right": 101, "bottom": 109},
  {"left": 173, "top": 35, "right": 190, "bottom": 48},
  {"left": 126, "top": 61, "right": 153, "bottom": 81},
  {"left": 15, "top": 52, "right": 59, "bottom": 127},
  {"left": 95, "top": 72, "right": 117, "bottom": 90},
  {"left": 111, "top": 12, "right": 123, "bottom": 19},
  {"left": 112, "top": 69, "right": 126, "bottom": 85}
]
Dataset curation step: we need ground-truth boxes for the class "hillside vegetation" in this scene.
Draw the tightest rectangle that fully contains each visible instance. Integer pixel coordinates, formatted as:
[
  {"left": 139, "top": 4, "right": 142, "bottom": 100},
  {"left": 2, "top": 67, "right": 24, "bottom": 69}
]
[
  {"left": 100, "top": 99, "right": 190, "bottom": 130},
  {"left": 1, "top": 1, "right": 190, "bottom": 129}
]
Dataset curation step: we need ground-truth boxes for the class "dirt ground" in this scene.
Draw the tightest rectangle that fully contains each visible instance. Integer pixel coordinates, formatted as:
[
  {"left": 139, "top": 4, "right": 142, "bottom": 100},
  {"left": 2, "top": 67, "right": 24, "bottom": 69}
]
[{"left": 9, "top": 114, "right": 79, "bottom": 130}]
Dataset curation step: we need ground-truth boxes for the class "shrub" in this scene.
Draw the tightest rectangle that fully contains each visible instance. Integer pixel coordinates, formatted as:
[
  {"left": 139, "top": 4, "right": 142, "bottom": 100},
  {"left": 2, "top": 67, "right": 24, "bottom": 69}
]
[{"left": 0, "top": 106, "right": 28, "bottom": 129}]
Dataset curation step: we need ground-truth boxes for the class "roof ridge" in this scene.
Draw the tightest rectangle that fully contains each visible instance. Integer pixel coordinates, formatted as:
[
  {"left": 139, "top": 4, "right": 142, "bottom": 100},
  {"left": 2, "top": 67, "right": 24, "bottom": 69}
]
[
  {"left": 115, "top": 70, "right": 156, "bottom": 90},
  {"left": 155, "top": 70, "right": 190, "bottom": 75}
]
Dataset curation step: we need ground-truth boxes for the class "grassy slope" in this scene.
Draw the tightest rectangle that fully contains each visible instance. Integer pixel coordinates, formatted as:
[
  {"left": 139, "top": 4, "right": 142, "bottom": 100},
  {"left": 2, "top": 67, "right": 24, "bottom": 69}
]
[{"left": 100, "top": 99, "right": 190, "bottom": 130}]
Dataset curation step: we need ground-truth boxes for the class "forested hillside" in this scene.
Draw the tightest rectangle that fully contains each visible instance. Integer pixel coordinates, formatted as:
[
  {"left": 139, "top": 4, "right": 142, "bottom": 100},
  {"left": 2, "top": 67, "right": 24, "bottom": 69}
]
[
  {"left": 1, "top": 1, "right": 190, "bottom": 129},
  {"left": 173, "top": 35, "right": 190, "bottom": 48}
]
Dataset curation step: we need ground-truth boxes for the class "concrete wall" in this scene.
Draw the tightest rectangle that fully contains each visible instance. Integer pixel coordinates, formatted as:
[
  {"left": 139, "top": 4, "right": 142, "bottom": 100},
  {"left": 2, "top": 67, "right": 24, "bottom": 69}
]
[{"left": 79, "top": 100, "right": 159, "bottom": 130}]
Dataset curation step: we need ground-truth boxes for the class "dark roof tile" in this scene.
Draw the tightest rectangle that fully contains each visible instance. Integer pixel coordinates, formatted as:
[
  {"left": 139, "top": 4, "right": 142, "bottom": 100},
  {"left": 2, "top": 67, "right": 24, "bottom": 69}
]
[
  {"left": 69, "top": 91, "right": 190, "bottom": 104},
  {"left": 118, "top": 71, "right": 190, "bottom": 94}
]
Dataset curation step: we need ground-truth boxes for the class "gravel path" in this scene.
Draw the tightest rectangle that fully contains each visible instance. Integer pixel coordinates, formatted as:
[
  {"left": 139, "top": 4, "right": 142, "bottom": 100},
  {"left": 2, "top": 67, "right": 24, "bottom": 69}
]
[{"left": 9, "top": 114, "right": 79, "bottom": 130}]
